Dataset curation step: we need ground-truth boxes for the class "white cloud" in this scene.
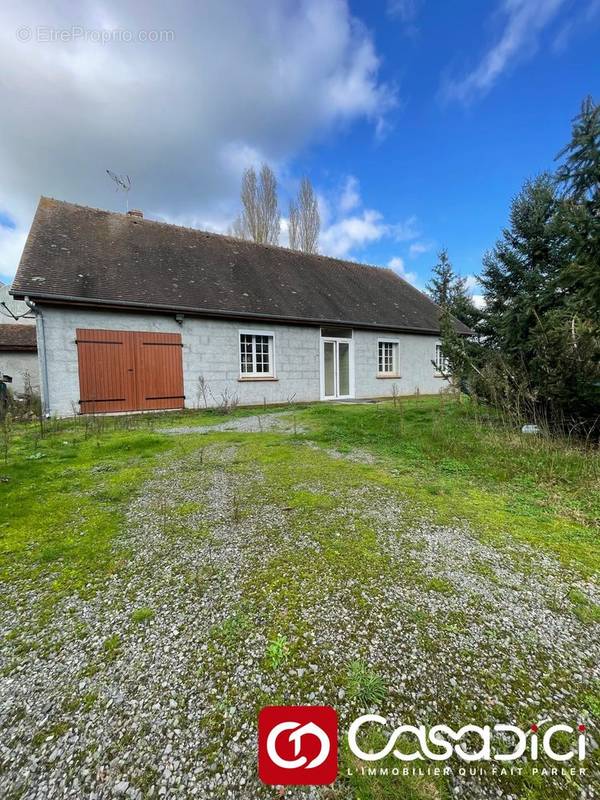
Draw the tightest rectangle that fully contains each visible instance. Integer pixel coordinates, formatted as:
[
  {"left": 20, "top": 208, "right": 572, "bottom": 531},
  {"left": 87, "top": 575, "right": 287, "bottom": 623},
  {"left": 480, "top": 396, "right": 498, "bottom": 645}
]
[
  {"left": 319, "top": 174, "right": 418, "bottom": 260},
  {"left": 387, "top": 256, "right": 418, "bottom": 286},
  {"left": 442, "top": 0, "right": 566, "bottom": 104},
  {"left": 472, "top": 294, "right": 486, "bottom": 309},
  {"left": 408, "top": 241, "right": 432, "bottom": 257},
  {"left": 339, "top": 175, "right": 361, "bottom": 213},
  {"left": 320, "top": 209, "right": 388, "bottom": 258},
  {"left": 0, "top": 0, "right": 396, "bottom": 279}
]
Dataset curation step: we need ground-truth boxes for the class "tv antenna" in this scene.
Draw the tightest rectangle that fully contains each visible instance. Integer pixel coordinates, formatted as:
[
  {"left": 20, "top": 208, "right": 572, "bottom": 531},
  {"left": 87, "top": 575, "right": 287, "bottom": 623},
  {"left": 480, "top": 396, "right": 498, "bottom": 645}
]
[{"left": 106, "top": 170, "right": 132, "bottom": 211}]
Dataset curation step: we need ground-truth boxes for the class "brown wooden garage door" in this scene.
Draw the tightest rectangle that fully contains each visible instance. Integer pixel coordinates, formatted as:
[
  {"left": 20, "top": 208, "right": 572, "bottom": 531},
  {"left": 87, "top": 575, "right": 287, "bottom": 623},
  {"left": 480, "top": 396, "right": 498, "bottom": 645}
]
[{"left": 76, "top": 328, "right": 185, "bottom": 414}]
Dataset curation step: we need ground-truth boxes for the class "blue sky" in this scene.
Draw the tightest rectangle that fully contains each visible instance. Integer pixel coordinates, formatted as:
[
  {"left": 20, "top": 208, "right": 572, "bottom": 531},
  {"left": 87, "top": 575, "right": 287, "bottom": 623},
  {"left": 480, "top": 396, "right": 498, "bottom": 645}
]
[
  {"left": 293, "top": 0, "right": 600, "bottom": 291},
  {"left": 0, "top": 0, "right": 598, "bottom": 295}
]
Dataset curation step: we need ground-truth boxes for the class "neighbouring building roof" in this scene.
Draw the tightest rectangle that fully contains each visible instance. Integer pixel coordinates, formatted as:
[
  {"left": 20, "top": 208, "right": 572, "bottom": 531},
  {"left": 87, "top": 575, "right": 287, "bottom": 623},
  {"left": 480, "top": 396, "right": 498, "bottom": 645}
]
[
  {"left": 0, "top": 282, "right": 35, "bottom": 324},
  {"left": 0, "top": 324, "right": 37, "bottom": 352},
  {"left": 12, "top": 197, "right": 472, "bottom": 335}
]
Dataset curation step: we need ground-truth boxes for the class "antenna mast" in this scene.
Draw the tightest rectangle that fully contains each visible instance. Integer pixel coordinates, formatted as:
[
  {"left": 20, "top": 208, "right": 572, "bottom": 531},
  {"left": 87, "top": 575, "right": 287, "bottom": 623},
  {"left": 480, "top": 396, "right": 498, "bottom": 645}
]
[{"left": 106, "top": 170, "right": 132, "bottom": 211}]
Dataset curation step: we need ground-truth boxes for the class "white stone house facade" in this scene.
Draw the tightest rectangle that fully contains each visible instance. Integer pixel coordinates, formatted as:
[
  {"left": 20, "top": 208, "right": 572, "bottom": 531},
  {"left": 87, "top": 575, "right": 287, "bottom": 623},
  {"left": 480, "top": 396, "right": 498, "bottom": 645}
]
[
  {"left": 38, "top": 306, "right": 449, "bottom": 417},
  {"left": 12, "top": 198, "right": 470, "bottom": 417}
]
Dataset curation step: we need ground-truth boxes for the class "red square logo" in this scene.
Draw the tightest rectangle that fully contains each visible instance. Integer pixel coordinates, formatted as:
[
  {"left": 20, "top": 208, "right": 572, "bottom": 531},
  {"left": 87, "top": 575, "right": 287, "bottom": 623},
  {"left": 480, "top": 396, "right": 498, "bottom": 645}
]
[{"left": 258, "top": 705, "right": 338, "bottom": 785}]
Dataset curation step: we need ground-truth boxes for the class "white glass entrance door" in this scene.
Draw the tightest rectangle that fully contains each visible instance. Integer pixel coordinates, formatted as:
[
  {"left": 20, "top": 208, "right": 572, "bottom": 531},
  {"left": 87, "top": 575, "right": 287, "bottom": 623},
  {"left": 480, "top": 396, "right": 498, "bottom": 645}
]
[{"left": 321, "top": 338, "right": 353, "bottom": 399}]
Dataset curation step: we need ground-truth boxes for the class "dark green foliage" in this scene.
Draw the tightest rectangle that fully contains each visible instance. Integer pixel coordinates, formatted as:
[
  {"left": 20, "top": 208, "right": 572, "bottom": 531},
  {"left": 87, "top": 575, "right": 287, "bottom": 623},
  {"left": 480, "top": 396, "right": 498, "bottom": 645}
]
[
  {"left": 426, "top": 248, "right": 454, "bottom": 307},
  {"left": 446, "top": 97, "right": 600, "bottom": 435},
  {"left": 555, "top": 96, "right": 600, "bottom": 312},
  {"left": 427, "top": 248, "right": 479, "bottom": 329}
]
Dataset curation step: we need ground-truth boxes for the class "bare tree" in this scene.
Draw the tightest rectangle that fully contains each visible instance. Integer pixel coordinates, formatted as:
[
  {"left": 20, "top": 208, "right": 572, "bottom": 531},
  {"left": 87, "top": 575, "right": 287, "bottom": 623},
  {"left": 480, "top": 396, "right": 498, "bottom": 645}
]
[
  {"left": 230, "top": 164, "right": 280, "bottom": 245},
  {"left": 288, "top": 201, "right": 300, "bottom": 251},
  {"left": 288, "top": 177, "right": 320, "bottom": 254}
]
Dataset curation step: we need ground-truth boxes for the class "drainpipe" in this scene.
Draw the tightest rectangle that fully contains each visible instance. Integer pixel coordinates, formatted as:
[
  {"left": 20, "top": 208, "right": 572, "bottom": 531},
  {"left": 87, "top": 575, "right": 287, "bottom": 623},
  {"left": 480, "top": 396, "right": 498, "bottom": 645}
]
[{"left": 24, "top": 297, "right": 50, "bottom": 417}]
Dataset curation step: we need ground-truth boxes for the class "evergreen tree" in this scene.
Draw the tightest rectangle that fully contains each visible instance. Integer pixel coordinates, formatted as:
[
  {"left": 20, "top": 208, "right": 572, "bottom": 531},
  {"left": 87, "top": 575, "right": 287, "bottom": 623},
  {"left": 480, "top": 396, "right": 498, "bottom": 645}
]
[
  {"left": 473, "top": 106, "right": 600, "bottom": 431},
  {"left": 426, "top": 249, "right": 454, "bottom": 307},
  {"left": 479, "top": 174, "right": 567, "bottom": 360},
  {"left": 427, "top": 248, "right": 478, "bottom": 328},
  {"left": 555, "top": 96, "right": 600, "bottom": 311}
]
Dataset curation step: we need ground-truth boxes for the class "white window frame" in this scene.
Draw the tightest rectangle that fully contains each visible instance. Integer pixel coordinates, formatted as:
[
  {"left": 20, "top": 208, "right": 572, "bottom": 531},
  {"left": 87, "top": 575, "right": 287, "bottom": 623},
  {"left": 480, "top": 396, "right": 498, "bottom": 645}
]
[
  {"left": 434, "top": 343, "right": 448, "bottom": 375},
  {"left": 319, "top": 332, "right": 355, "bottom": 400},
  {"left": 377, "top": 338, "right": 400, "bottom": 376},
  {"left": 238, "top": 330, "right": 275, "bottom": 378}
]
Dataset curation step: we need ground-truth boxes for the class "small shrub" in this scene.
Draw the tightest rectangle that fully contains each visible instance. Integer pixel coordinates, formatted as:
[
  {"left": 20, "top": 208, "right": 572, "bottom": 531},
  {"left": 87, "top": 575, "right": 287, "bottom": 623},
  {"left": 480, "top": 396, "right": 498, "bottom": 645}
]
[
  {"left": 266, "top": 634, "right": 289, "bottom": 670},
  {"left": 211, "top": 387, "right": 239, "bottom": 415},
  {"left": 197, "top": 375, "right": 210, "bottom": 409},
  {"left": 347, "top": 660, "right": 386, "bottom": 706}
]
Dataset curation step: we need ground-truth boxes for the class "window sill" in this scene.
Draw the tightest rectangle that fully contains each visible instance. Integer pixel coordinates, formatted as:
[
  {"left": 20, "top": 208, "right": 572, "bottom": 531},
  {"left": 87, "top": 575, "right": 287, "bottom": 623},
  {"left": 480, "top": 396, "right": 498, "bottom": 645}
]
[
  {"left": 238, "top": 376, "right": 278, "bottom": 382},
  {"left": 376, "top": 373, "right": 401, "bottom": 379}
]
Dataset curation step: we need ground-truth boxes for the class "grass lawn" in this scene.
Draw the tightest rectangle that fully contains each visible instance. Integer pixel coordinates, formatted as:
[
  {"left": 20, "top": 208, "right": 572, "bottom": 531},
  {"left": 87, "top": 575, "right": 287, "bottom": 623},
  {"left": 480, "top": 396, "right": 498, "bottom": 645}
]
[{"left": 0, "top": 397, "right": 598, "bottom": 799}]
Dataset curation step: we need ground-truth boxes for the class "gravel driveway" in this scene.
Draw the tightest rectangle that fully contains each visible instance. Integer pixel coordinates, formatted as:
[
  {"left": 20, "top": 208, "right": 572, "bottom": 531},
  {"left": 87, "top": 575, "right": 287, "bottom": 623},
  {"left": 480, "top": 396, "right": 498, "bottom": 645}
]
[{"left": 1, "top": 434, "right": 598, "bottom": 799}]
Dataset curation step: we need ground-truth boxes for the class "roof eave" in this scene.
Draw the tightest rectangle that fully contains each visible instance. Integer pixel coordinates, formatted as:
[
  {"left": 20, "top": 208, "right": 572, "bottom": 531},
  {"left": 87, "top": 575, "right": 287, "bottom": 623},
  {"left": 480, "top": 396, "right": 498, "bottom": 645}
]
[{"left": 11, "top": 289, "right": 463, "bottom": 336}]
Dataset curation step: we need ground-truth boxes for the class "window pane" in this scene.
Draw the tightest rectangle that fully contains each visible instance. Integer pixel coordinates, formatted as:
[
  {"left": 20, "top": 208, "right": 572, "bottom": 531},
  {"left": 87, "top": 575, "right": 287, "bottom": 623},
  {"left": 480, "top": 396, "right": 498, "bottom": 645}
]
[
  {"left": 321, "top": 327, "right": 352, "bottom": 339},
  {"left": 378, "top": 341, "right": 397, "bottom": 373},
  {"left": 324, "top": 341, "right": 335, "bottom": 397},
  {"left": 338, "top": 342, "right": 350, "bottom": 395},
  {"left": 240, "top": 333, "right": 272, "bottom": 375},
  {"left": 240, "top": 334, "right": 252, "bottom": 373},
  {"left": 257, "top": 336, "right": 270, "bottom": 373},
  {"left": 435, "top": 344, "right": 447, "bottom": 372}
]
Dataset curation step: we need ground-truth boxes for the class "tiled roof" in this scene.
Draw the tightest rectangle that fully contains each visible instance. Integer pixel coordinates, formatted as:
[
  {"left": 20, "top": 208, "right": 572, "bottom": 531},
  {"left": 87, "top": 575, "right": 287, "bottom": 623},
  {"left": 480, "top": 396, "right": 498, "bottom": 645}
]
[
  {"left": 0, "top": 324, "right": 37, "bottom": 352},
  {"left": 12, "top": 197, "right": 472, "bottom": 335}
]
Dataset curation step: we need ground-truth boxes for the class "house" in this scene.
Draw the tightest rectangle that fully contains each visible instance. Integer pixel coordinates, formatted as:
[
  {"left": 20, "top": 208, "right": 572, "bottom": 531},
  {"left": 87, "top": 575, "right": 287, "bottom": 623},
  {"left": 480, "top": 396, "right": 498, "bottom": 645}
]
[
  {"left": 11, "top": 197, "right": 471, "bottom": 417},
  {"left": 0, "top": 324, "right": 39, "bottom": 394},
  {"left": 0, "top": 281, "right": 39, "bottom": 395}
]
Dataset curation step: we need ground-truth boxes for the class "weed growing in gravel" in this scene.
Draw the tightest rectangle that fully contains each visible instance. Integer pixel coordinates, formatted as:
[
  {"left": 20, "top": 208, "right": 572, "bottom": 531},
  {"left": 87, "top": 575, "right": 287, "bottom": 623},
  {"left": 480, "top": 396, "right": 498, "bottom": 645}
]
[
  {"left": 266, "top": 634, "right": 289, "bottom": 669},
  {"left": 211, "top": 611, "right": 252, "bottom": 646},
  {"left": 347, "top": 660, "right": 387, "bottom": 706},
  {"left": 232, "top": 490, "right": 244, "bottom": 522},
  {"left": 32, "top": 721, "right": 71, "bottom": 748},
  {"left": 102, "top": 633, "right": 122, "bottom": 661},
  {"left": 62, "top": 691, "right": 98, "bottom": 713},
  {"left": 131, "top": 607, "right": 155, "bottom": 624},
  {"left": 582, "top": 684, "right": 600, "bottom": 718},
  {"left": 425, "top": 576, "right": 455, "bottom": 593}
]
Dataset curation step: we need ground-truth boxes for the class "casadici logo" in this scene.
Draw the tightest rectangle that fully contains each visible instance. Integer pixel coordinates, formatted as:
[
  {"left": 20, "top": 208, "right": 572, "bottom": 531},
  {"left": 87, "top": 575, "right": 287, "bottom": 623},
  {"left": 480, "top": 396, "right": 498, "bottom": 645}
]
[
  {"left": 258, "top": 707, "right": 587, "bottom": 787},
  {"left": 258, "top": 706, "right": 338, "bottom": 785},
  {"left": 348, "top": 715, "right": 587, "bottom": 763}
]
